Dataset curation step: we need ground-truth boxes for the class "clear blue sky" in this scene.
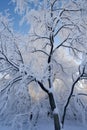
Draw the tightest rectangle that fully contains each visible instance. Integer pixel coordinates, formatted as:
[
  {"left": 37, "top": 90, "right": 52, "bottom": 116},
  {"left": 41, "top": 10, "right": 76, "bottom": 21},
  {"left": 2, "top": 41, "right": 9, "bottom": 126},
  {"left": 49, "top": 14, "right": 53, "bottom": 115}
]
[{"left": 0, "top": 0, "right": 29, "bottom": 34}]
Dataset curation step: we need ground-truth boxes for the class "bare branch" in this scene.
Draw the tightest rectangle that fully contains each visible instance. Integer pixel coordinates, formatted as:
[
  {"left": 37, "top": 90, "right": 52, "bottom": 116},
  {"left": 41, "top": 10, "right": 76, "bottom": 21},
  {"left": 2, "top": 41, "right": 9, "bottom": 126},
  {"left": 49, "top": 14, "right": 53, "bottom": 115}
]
[
  {"left": 37, "top": 81, "right": 49, "bottom": 94},
  {"left": 0, "top": 39, "right": 21, "bottom": 71},
  {"left": 54, "top": 24, "right": 73, "bottom": 37},
  {"left": 1, "top": 21, "right": 13, "bottom": 36},
  {"left": 0, "top": 23, "right": 24, "bottom": 69},
  {"left": 32, "top": 49, "right": 49, "bottom": 56},
  {"left": 27, "top": 76, "right": 49, "bottom": 94},
  {"left": 0, "top": 75, "right": 22, "bottom": 93},
  {"left": 53, "top": 34, "right": 70, "bottom": 53},
  {"left": 0, "top": 50, "right": 19, "bottom": 71},
  {"left": 53, "top": 59, "right": 66, "bottom": 74},
  {"left": 62, "top": 45, "right": 82, "bottom": 53},
  {"left": 29, "top": 32, "right": 50, "bottom": 42},
  {"left": 14, "top": 43, "right": 24, "bottom": 64},
  {"left": 72, "top": 93, "right": 87, "bottom": 97},
  {"left": 52, "top": 0, "right": 57, "bottom": 7},
  {"left": 42, "top": 42, "right": 51, "bottom": 49},
  {"left": 53, "top": 8, "right": 82, "bottom": 13},
  {"left": 61, "top": 66, "right": 85, "bottom": 126}
]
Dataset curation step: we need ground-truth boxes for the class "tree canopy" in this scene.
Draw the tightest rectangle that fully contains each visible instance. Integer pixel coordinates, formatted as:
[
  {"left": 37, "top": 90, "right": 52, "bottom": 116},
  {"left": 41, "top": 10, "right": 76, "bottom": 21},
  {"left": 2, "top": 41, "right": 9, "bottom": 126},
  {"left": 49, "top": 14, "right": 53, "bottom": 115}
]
[{"left": 0, "top": 0, "right": 87, "bottom": 130}]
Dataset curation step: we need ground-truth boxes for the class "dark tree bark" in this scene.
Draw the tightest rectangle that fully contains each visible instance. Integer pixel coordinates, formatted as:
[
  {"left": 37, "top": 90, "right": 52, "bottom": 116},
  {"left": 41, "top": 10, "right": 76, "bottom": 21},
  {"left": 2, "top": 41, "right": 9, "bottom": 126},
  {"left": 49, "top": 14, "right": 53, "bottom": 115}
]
[
  {"left": 61, "top": 67, "right": 85, "bottom": 127},
  {"left": 48, "top": 92, "right": 61, "bottom": 130},
  {"left": 37, "top": 81, "right": 61, "bottom": 130}
]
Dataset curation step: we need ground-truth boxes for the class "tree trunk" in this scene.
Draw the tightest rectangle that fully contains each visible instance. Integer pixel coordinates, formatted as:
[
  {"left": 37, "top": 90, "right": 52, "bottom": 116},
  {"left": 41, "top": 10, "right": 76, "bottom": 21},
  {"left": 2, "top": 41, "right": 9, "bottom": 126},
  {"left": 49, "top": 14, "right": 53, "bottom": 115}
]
[
  {"left": 48, "top": 92, "right": 61, "bottom": 130},
  {"left": 37, "top": 81, "right": 61, "bottom": 130}
]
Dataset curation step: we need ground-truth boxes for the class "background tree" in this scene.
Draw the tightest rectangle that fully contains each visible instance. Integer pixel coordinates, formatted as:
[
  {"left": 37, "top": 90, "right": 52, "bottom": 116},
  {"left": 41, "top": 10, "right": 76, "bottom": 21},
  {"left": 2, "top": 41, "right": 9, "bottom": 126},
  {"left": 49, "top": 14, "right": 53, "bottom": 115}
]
[{"left": 0, "top": 0, "right": 87, "bottom": 130}]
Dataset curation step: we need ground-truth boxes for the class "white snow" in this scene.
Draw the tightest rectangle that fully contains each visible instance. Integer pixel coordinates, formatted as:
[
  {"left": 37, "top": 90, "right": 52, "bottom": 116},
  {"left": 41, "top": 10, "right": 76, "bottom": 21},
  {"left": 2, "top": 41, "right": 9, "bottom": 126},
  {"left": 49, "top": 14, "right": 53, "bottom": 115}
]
[
  {"left": 62, "top": 120, "right": 87, "bottom": 130},
  {"left": 0, "top": 119, "right": 87, "bottom": 130},
  {"left": 0, "top": 126, "right": 11, "bottom": 130}
]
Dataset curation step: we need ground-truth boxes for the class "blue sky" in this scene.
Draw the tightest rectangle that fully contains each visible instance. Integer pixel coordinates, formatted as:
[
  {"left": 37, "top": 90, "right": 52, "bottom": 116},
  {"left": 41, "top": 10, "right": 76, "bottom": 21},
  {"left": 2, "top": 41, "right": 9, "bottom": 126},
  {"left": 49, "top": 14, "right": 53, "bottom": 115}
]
[
  {"left": 0, "top": 0, "right": 29, "bottom": 34},
  {"left": 0, "top": 0, "right": 70, "bottom": 34}
]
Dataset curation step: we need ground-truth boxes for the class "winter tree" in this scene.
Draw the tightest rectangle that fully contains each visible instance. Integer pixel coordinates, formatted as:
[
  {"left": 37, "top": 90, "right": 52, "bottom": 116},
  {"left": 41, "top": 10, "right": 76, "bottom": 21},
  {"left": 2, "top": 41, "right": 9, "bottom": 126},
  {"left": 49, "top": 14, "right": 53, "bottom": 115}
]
[{"left": 0, "top": 0, "right": 87, "bottom": 130}]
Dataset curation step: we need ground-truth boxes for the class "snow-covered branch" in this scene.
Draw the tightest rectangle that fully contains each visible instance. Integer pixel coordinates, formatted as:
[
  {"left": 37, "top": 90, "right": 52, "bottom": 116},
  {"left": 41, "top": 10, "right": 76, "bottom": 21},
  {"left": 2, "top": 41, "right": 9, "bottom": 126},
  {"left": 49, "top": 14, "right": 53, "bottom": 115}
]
[{"left": 61, "top": 66, "right": 85, "bottom": 126}]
